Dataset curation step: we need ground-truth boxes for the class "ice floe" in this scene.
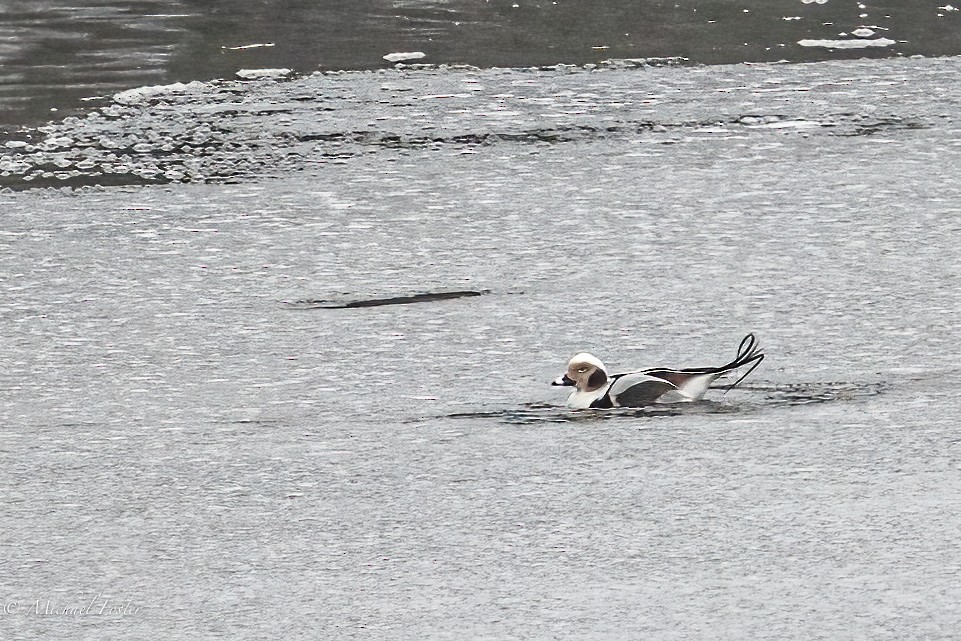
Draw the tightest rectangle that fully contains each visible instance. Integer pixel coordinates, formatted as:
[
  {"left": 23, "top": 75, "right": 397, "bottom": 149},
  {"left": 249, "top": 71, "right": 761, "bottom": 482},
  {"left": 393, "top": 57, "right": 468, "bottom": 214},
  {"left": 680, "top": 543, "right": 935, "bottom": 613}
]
[
  {"left": 798, "top": 37, "right": 896, "bottom": 49},
  {"left": 235, "top": 68, "right": 293, "bottom": 80},
  {"left": 113, "top": 81, "right": 207, "bottom": 105},
  {"left": 383, "top": 51, "right": 426, "bottom": 63}
]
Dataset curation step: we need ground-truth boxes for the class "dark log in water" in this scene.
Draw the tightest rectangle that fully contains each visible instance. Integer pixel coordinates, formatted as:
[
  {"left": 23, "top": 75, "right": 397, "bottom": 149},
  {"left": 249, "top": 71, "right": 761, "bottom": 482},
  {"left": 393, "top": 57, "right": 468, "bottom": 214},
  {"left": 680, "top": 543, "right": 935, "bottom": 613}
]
[{"left": 288, "top": 289, "right": 489, "bottom": 309}]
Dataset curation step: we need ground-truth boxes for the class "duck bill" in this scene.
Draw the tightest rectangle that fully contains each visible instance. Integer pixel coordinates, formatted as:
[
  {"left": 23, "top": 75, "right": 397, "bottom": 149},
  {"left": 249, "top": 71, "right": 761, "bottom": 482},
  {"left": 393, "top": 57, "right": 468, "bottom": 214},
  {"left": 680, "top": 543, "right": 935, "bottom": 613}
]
[{"left": 552, "top": 374, "right": 576, "bottom": 387}]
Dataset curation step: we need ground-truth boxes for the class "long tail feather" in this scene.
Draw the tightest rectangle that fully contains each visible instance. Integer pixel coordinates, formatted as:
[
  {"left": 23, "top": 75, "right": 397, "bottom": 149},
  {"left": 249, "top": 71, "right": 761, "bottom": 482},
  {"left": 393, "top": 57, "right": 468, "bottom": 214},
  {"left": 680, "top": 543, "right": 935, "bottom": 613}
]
[{"left": 720, "top": 333, "right": 765, "bottom": 394}]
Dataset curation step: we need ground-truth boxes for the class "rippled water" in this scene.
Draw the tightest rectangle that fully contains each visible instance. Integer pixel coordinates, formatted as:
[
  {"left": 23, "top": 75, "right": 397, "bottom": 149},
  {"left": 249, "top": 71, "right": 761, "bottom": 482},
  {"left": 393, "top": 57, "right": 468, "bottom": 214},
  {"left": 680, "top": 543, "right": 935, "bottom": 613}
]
[
  {"left": 2, "top": 0, "right": 961, "bottom": 127},
  {"left": 3, "top": 54, "right": 961, "bottom": 637}
]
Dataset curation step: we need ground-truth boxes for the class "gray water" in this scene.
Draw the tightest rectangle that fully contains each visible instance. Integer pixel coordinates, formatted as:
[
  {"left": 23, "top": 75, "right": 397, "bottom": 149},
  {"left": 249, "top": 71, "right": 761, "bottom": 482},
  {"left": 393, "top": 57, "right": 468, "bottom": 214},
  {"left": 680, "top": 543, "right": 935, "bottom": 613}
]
[{"left": 2, "top": 56, "right": 961, "bottom": 639}]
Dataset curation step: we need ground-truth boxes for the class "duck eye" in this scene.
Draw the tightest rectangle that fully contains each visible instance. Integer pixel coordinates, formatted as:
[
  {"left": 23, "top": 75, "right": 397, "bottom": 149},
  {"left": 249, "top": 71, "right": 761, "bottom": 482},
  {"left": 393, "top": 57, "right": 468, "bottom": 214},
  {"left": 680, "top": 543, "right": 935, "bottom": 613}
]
[{"left": 576, "top": 367, "right": 589, "bottom": 373}]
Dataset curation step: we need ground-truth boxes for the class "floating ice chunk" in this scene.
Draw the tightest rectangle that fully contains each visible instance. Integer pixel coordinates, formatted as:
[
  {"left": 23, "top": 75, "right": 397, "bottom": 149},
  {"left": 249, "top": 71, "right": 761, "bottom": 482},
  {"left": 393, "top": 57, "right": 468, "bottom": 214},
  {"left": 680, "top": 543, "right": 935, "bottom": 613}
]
[
  {"left": 801, "top": 0, "right": 829, "bottom": 4},
  {"left": 0, "top": 159, "right": 31, "bottom": 173},
  {"left": 852, "top": 27, "right": 875, "bottom": 37},
  {"left": 798, "top": 37, "right": 896, "bottom": 48},
  {"left": 757, "top": 119, "right": 822, "bottom": 129},
  {"left": 222, "top": 42, "right": 275, "bottom": 50},
  {"left": 42, "top": 136, "right": 73, "bottom": 150},
  {"left": 383, "top": 51, "right": 426, "bottom": 63},
  {"left": 235, "top": 68, "right": 293, "bottom": 80},
  {"left": 113, "top": 81, "right": 206, "bottom": 105}
]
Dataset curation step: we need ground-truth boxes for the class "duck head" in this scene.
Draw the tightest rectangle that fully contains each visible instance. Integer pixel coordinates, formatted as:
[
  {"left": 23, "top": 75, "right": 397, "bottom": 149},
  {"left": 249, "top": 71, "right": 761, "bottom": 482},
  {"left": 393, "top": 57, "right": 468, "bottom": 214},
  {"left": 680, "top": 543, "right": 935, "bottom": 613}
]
[{"left": 551, "top": 352, "right": 609, "bottom": 392}]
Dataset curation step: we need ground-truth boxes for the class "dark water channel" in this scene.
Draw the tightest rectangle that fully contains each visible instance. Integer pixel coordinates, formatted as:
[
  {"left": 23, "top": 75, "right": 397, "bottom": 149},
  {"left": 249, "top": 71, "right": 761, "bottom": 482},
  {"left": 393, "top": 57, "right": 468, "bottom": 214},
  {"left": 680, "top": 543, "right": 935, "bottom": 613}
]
[{"left": 2, "top": 0, "right": 960, "bottom": 128}]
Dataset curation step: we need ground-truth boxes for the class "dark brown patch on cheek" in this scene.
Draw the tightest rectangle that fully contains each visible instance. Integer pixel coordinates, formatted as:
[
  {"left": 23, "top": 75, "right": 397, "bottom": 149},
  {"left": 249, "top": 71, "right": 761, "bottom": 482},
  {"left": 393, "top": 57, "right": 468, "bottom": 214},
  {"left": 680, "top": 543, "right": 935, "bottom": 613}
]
[{"left": 587, "top": 368, "right": 608, "bottom": 391}]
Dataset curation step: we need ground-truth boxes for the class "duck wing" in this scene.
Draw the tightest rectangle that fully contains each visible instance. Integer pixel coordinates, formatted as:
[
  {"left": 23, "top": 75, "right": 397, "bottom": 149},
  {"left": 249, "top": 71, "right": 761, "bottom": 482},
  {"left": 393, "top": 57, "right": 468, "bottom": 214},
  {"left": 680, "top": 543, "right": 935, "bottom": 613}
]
[{"left": 607, "top": 373, "right": 680, "bottom": 407}]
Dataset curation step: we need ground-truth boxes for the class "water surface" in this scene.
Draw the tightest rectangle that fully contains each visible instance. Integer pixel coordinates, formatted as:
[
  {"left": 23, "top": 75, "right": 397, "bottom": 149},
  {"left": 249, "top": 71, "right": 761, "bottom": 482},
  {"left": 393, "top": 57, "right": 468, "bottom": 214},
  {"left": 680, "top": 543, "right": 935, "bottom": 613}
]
[
  {"left": 2, "top": 0, "right": 961, "bottom": 127},
  {"left": 2, "top": 55, "right": 961, "bottom": 638}
]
